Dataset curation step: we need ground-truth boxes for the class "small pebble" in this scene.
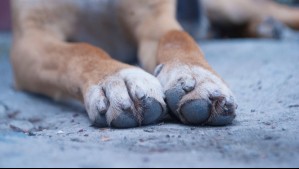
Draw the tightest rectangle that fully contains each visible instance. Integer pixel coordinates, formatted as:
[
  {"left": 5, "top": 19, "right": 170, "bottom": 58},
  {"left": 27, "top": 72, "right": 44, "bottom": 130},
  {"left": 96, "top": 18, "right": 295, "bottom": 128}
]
[
  {"left": 57, "top": 130, "right": 64, "bottom": 134},
  {"left": 263, "top": 122, "right": 271, "bottom": 126},
  {"left": 264, "top": 136, "right": 273, "bottom": 140},
  {"left": 71, "top": 138, "right": 83, "bottom": 142}
]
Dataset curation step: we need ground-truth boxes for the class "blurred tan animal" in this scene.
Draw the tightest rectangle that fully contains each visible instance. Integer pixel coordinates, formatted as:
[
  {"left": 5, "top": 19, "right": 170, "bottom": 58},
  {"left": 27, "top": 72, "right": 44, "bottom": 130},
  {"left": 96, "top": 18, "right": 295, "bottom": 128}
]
[{"left": 201, "top": 0, "right": 299, "bottom": 38}]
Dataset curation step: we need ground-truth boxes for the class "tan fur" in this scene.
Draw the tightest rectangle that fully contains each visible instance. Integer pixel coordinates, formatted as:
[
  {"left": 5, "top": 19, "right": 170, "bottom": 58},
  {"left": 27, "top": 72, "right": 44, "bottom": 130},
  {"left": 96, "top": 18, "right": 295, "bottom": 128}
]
[
  {"left": 157, "top": 30, "right": 211, "bottom": 69},
  {"left": 202, "top": 0, "right": 299, "bottom": 37},
  {"left": 117, "top": 0, "right": 182, "bottom": 72},
  {"left": 10, "top": 0, "right": 299, "bottom": 126}
]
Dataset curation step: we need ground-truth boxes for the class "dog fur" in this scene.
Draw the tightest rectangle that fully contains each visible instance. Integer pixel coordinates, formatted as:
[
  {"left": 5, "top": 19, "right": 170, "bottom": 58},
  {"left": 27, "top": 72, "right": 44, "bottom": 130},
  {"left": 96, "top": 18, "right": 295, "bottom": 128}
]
[{"left": 10, "top": 0, "right": 299, "bottom": 128}]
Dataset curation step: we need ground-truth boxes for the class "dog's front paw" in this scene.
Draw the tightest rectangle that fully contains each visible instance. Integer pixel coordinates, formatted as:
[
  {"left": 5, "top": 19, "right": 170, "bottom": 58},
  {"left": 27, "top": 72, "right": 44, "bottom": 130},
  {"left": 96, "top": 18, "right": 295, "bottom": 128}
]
[
  {"left": 155, "top": 63, "right": 237, "bottom": 126},
  {"left": 85, "top": 68, "right": 166, "bottom": 128}
]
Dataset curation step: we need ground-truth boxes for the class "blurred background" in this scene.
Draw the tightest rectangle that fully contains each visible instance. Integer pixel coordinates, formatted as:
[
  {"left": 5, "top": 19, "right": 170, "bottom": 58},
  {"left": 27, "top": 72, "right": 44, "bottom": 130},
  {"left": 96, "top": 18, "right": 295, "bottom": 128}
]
[
  {"left": 0, "top": 0, "right": 11, "bottom": 31},
  {"left": 1, "top": 0, "right": 299, "bottom": 36}
]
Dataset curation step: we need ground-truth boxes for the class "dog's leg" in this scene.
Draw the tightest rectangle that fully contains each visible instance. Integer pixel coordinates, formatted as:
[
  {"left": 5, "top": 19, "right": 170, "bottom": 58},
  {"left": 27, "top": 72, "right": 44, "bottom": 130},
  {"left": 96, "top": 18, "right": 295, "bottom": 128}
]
[
  {"left": 119, "top": 0, "right": 237, "bottom": 126},
  {"left": 118, "top": 0, "right": 183, "bottom": 72},
  {"left": 12, "top": 33, "right": 166, "bottom": 128},
  {"left": 11, "top": 1, "right": 166, "bottom": 128}
]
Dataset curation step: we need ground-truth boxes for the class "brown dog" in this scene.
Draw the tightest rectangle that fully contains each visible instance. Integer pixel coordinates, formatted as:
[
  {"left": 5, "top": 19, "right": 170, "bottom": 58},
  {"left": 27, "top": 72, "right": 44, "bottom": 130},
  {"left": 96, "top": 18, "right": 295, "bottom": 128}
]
[{"left": 10, "top": 0, "right": 299, "bottom": 128}]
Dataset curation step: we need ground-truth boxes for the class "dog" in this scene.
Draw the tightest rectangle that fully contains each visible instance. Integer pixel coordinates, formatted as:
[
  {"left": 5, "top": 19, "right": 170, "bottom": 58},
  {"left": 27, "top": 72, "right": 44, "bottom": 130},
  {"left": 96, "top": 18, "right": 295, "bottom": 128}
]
[{"left": 10, "top": 0, "right": 299, "bottom": 128}]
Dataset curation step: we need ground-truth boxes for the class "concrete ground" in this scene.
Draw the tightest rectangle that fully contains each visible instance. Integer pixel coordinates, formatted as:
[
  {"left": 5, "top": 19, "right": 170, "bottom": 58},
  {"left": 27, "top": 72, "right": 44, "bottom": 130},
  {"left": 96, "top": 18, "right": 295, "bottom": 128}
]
[{"left": 0, "top": 32, "right": 299, "bottom": 167}]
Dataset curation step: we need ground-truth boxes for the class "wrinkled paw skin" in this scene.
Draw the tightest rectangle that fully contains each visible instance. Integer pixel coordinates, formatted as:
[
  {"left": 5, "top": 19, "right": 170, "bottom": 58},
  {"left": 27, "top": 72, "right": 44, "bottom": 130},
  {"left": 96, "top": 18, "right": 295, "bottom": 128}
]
[
  {"left": 85, "top": 68, "right": 166, "bottom": 128},
  {"left": 155, "top": 63, "right": 237, "bottom": 126}
]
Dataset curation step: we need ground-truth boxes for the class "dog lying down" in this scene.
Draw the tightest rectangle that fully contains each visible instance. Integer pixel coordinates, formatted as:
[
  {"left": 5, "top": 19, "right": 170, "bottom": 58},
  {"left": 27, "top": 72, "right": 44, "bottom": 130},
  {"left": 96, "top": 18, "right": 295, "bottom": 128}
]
[{"left": 10, "top": 0, "right": 299, "bottom": 128}]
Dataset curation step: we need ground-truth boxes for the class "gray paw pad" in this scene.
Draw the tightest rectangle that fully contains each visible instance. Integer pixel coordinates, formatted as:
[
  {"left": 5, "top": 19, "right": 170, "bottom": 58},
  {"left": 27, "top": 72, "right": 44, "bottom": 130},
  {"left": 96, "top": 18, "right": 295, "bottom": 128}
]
[
  {"left": 180, "top": 99, "right": 211, "bottom": 125},
  {"left": 142, "top": 97, "right": 164, "bottom": 125},
  {"left": 111, "top": 112, "right": 138, "bottom": 128},
  {"left": 165, "top": 88, "right": 185, "bottom": 118}
]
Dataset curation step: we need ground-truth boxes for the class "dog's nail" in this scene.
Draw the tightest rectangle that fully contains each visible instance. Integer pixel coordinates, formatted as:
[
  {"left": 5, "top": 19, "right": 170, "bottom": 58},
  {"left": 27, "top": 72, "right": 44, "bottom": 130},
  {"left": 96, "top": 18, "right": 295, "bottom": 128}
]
[
  {"left": 210, "top": 90, "right": 222, "bottom": 99},
  {"left": 120, "top": 100, "right": 131, "bottom": 111},
  {"left": 93, "top": 114, "right": 108, "bottom": 127},
  {"left": 207, "top": 100, "right": 236, "bottom": 126},
  {"left": 97, "top": 98, "right": 109, "bottom": 115},
  {"left": 182, "top": 78, "right": 196, "bottom": 92},
  {"left": 136, "top": 87, "right": 146, "bottom": 100},
  {"left": 154, "top": 64, "right": 164, "bottom": 77}
]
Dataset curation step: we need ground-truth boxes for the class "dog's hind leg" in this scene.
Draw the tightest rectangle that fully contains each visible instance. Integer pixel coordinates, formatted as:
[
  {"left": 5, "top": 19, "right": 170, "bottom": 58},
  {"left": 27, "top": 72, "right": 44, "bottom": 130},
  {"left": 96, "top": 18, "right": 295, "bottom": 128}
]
[
  {"left": 10, "top": 0, "right": 166, "bottom": 128},
  {"left": 247, "top": 1, "right": 299, "bottom": 38},
  {"left": 202, "top": 0, "right": 299, "bottom": 38}
]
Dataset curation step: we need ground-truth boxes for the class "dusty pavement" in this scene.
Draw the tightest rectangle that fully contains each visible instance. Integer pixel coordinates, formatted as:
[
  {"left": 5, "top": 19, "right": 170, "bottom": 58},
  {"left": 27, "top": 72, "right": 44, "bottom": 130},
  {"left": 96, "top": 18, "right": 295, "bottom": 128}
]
[{"left": 0, "top": 32, "right": 299, "bottom": 167}]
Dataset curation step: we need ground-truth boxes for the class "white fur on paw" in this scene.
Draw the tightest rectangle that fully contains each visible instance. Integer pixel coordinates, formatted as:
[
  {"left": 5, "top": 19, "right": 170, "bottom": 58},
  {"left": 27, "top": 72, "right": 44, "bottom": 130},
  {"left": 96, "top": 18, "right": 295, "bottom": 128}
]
[
  {"left": 84, "top": 68, "right": 166, "bottom": 127},
  {"left": 157, "top": 63, "right": 235, "bottom": 110}
]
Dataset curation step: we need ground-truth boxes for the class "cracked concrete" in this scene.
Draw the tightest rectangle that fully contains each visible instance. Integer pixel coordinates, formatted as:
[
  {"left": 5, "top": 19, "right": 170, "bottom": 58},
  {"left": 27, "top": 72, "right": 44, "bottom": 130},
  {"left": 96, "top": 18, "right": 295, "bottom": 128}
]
[{"left": 0, "top": 32, "right": 299, "bottom": 167}]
